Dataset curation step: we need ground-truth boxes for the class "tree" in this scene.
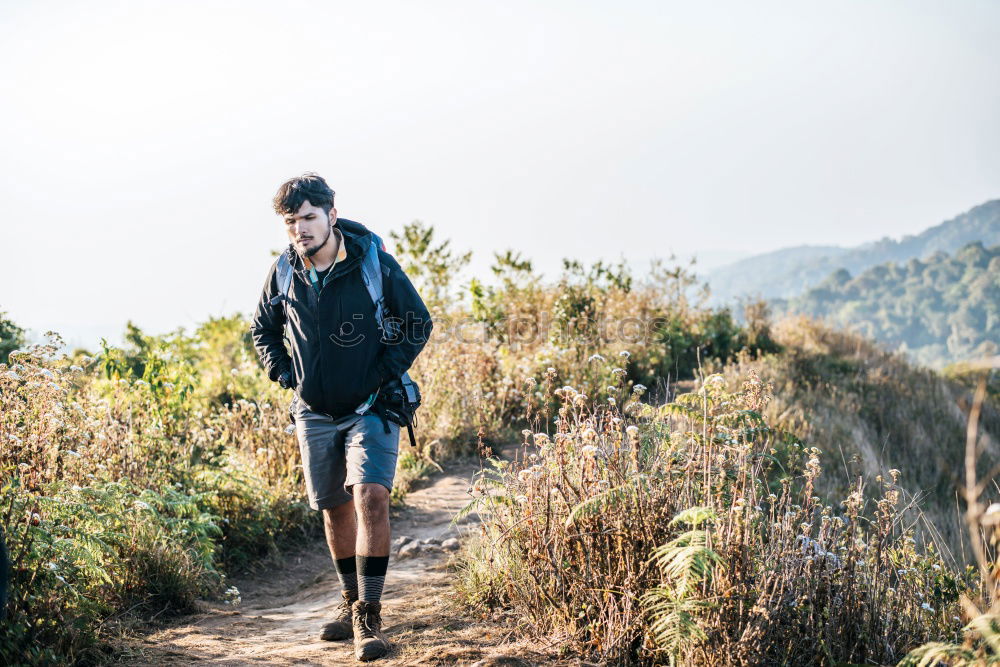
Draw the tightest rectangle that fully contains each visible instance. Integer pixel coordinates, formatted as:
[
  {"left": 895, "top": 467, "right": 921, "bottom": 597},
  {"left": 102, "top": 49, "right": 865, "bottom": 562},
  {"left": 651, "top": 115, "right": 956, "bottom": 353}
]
[
  {"left": 0, "top": 309, "right": 24, "bottom": 363},
  {"left": 388, "top": 220, "right": 471, "bottom": 313}
]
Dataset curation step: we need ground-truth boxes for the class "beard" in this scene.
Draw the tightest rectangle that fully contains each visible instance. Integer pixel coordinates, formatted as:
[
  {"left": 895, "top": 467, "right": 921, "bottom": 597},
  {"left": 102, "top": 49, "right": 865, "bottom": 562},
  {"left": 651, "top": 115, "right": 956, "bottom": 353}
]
[{"left": 302, "top": 224, "right": 332, "bottom": 258}]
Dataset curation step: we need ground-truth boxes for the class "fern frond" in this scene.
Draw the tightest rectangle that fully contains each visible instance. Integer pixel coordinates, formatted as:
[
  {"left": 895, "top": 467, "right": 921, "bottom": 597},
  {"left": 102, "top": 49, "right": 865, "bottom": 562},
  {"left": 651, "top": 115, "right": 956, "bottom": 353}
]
[
  {"left": 650, "top": 535, "right": 723, "bottom": 597},
  {"left": 968, "top": 613, "right": 1000, "bottom": 654},
  {"left": 670, "top": 507, "right": 717, "bottom": 529},
  {"left": 451, "top": 494, "right": 487, "bottom": 527},
  {"left": 898, "top": 642, "right": 978, "bottom": 667},
  {"left": 641, "top": 589, "right": 712, "bottom": 657},
  {"left": 564, "top": 477, "right": 647, "bottom": 527}
]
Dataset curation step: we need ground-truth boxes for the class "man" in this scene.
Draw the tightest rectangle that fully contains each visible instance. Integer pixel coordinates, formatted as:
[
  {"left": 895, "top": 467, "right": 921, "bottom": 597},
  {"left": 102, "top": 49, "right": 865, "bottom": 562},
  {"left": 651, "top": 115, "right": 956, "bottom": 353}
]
[{"left": 251, "top": 173, "right": 432, "bottom": 661}]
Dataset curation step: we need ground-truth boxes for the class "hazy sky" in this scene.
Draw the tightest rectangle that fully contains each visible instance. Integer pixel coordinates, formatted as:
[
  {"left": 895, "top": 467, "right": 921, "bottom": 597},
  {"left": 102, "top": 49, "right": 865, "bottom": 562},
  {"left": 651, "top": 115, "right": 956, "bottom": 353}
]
[{"left": 1, "top": 0, "right": 998, "bottom": 348}]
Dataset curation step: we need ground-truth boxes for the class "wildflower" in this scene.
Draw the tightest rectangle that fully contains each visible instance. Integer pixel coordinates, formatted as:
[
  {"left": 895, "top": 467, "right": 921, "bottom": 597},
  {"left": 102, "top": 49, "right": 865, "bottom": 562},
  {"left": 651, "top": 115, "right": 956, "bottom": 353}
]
[
  {"left": 517, "top": 469, "right": 532, "bottom": 483},
  {"left": 533, "top": 433, "right": 550, "bottom": 445},
  {"left": 69, "top": 365, "right": 83, "bottom": 372},
  {"left": 619, "top": 350, "right": 630, "bottom": 359},
  {"left": 921, "top": 603, "right": 935, "bottom": 612},
  {"left": 4, "top": 371, "right": 21, "bottom": 381},
  {"left": 932, "top": 564, "right": 941, "bottom": 571},
  {"left": 625, "top": 425, "right": 639, "bottom": 439},
  {"left": 515, "top": 495, "right": 529, "bottom": 505},
  {"left": 581, "top": 445, "right": 599, "bottom": 457},
  {"left": 224, "top": 586, "right": 242, "bottom": 606},
  {"left": 607, "top": 397, "right": 616, "bottom": 405},
  {"left": 256, "top": 448, "right": 268, "bottom": 456},
  {"left": 587, "top": 353, "right": 605, "bottom": 363},
  {"left": 632, "top": 384, "right": 647, "bottom": 395},
  {"left": 611, "top": 367, "right": 627, "bottom": 377},
  {"left": 135, "top": 379, "right": 148, "bottom": 387},
  {"left": 39, "top": 369, "right": 55, "bottom": 379},
  {"left": 64, "top": 450, "right": 81, "bottom": 458},
  {"left": 525, "top": 377, "right": 537, "bottom": 387},
  {"left": 531, "top": 468, "right": 545, "bottom": 480},
  {"left": 582, "top": 428, "right": 598, "bottom": 443},
  {"left": 522, "top": 429, "right": 533, "bottom": 438},
  {"left": 230, "top": 368, "right": 239, "bottom": 376},
  {"left": 47, "top": 562, "right": 59, "bottom": 571},
  {"left": 9, "top": 434, "right": 22, "bottom": 444},
  {"left": 133, "top": 500, "right": 151, "bottom": 511},
  {"left": 611, "top": 417, "right": 623, "bottom": 427},
  {"left": 606, "top": 386, "right": 617, "bottom": 393},
  {"left": 573, "top": 393, "right": 588, "bottom": 406},
  {"left": 163, "top": 382, "right": 175, "bottom": 390}
]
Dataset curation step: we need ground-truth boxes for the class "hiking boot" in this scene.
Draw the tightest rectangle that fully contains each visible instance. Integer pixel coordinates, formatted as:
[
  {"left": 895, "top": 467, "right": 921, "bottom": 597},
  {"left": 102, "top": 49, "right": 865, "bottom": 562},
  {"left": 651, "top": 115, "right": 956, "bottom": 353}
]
[
  {"left": 352, "top": 599, "right": 391, "bottom": 661},
  {"left": 319, "top": 589, "right": 357, "bottom": 641}
]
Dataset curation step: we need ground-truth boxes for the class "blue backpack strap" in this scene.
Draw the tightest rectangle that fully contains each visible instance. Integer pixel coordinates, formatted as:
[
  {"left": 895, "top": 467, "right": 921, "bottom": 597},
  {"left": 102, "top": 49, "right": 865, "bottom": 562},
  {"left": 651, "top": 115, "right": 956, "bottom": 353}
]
[
  {"left": 266, "top": 253, "right": 295, "bottom": 341},
  {"left": 360, "top": 235, "right": 394, "bottom": 336},
  {"left": 274, "top": 253, "right": 294, "bottom": 306},
  {"left": 358, "top": 235, "right": 417, "bottom": 396}
]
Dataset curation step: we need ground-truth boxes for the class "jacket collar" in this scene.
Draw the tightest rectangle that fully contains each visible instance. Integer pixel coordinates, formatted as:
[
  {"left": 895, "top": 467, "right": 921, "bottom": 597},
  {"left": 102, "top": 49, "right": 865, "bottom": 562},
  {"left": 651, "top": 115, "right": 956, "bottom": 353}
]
[{"left": 285, "top": 222, "right": 370, "bottom": 280}]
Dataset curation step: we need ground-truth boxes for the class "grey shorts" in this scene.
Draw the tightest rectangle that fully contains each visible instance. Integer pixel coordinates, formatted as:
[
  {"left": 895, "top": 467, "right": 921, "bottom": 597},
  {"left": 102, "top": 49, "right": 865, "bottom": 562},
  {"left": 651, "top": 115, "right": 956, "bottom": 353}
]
[{"left": 289, "top": 396, "right": 401, "bottom": 510}]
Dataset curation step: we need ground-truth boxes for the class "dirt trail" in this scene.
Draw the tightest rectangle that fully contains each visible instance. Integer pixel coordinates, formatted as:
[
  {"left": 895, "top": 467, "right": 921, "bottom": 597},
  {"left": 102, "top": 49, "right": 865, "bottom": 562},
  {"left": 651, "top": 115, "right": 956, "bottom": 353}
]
[{"left": 122, "top": 461, "right": 560, "bottom": 666}]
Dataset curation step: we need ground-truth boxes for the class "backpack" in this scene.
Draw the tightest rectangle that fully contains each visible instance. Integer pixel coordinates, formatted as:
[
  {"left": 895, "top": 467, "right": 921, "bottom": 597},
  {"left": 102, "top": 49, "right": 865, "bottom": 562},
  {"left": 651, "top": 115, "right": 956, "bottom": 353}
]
[{"left": 271, "top": 224, "right": 422, "bottom": 447}]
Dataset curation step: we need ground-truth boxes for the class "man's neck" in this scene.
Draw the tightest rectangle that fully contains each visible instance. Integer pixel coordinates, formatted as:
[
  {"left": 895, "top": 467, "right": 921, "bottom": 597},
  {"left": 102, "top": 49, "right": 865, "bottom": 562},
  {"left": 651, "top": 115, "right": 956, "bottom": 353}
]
[{"left": 308, "top": 226, "right": 344, "bottom": 272}]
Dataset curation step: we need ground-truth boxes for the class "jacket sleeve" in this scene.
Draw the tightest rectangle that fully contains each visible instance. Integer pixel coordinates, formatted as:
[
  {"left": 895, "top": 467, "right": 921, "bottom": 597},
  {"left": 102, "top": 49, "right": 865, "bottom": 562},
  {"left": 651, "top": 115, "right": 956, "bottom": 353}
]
[
  {"left": 375, "top": 252, "right": 434, "bottom": 382},
  {"left": 250, "top": 260, "right": 293, "bottom": 382}
]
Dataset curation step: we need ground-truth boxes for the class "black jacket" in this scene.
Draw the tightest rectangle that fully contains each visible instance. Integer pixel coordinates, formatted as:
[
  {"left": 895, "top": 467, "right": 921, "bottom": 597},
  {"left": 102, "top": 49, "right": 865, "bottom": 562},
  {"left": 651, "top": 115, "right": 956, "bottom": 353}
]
[{"left": 250, "top": 218, "right": 433, "bottom": 418}]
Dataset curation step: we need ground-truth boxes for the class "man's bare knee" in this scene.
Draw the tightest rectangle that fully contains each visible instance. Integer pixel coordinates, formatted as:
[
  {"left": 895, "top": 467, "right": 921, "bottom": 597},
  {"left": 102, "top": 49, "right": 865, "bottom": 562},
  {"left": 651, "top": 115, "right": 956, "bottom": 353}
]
[
  {"left": 354, "top": 483, "right": 389, "bottom": 521},
  {"left": 323, "top": 500, "right": 355, "bottom": 527}
]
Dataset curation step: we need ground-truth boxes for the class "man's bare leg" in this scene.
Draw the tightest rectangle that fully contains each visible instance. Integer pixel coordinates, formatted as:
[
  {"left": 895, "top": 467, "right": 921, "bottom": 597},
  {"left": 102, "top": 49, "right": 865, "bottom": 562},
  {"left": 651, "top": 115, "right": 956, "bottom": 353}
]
[
  {"left": 352, "top": 483, "right": 392, "bottom": 659},
  {"left": 320, "top": 501, "right": 359, "bottom": 640},
  {"left": 324, "top": 500, "right": 359, "bottom": 601},
  {"left": 323, "top": 500, "right": 357, "bottom": 562},
  {"left": 355, "top": 483, "right": 391, "bottom": 558}
]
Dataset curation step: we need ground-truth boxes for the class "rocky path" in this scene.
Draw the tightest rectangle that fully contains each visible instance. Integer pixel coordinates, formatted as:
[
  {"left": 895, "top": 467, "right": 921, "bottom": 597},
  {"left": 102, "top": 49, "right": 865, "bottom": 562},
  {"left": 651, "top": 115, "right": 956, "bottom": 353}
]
[{"left": 120, "top": 461, "right": 562, "bottom": 666}]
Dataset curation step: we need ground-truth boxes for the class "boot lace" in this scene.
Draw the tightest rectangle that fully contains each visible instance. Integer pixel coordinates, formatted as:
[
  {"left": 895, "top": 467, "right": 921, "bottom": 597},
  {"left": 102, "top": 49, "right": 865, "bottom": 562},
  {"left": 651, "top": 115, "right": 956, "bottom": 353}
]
[{"left": 355, "top": 605, "right": 381, "bottom": 639}]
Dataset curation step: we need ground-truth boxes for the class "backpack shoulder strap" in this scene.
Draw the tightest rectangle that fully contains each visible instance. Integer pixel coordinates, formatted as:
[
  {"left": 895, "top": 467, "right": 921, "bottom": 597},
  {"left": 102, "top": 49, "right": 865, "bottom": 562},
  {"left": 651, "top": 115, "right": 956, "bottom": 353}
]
[
  {"left": 360, "top": 236, "right": 390, "bottom": 331},
  {"left": 359, "top": 235, "right": 414, "bottom": 389},
  {"left": 268, "top": 253, "right": 294, "bottom": 307}
]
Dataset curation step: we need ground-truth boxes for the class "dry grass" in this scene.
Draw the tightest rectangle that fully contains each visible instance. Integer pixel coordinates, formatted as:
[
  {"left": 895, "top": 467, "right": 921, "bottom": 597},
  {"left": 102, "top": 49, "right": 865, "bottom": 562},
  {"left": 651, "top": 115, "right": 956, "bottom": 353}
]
[{"left": 457, "top": 367, "right": 966, "bottom": 665}]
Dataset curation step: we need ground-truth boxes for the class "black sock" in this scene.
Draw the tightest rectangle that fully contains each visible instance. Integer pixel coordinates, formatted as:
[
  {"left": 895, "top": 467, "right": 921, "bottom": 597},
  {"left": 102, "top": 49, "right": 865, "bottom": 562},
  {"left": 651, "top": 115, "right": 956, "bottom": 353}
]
[
  {"left": 335, "top": 556, "right": 358, "bottom": 595},
  {"left": 357, "top": 555, "right": 389, "bottom": 602}
]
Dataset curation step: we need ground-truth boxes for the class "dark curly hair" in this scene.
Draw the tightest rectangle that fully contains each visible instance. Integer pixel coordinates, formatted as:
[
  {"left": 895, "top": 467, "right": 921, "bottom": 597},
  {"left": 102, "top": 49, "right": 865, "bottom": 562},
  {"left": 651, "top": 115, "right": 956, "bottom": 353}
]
[{"left": 273, "top": 172, "right": 336, "bottom": 216}]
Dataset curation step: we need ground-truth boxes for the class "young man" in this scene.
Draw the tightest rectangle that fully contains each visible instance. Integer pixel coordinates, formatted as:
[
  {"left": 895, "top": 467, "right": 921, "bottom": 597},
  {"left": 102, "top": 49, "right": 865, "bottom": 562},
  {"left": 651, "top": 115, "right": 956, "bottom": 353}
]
[{"left": 250, "top": 173, "right": 432, "bottom": 661}]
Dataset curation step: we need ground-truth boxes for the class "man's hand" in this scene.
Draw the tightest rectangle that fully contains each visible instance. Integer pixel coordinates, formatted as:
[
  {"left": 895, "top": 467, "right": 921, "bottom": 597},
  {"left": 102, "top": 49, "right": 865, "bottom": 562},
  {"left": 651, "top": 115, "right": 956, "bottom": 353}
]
[{"left": 277, "top": 369, "right": 296, "bottom": 390}]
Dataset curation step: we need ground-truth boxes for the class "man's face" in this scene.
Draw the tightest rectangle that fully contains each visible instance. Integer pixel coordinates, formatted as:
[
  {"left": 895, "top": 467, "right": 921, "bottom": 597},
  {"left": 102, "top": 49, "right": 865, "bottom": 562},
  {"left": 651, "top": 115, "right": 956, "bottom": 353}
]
[{"left": 284, "top": 201, "right": 337, "bottom": 258}]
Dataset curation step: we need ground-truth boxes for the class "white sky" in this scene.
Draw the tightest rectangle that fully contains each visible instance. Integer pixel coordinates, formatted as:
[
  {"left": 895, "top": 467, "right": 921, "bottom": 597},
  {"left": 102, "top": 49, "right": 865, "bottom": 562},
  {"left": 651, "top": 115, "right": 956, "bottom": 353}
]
[{"left": 1, "top": 0, "right": 998, "bottom": 348}]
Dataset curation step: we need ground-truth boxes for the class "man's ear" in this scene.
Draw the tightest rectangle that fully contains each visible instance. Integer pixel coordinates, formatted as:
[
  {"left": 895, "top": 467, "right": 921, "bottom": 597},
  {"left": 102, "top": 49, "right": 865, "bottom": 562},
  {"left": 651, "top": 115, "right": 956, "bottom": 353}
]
[{"left": 329, "top": 207, "right": 338, "bottom": 226}]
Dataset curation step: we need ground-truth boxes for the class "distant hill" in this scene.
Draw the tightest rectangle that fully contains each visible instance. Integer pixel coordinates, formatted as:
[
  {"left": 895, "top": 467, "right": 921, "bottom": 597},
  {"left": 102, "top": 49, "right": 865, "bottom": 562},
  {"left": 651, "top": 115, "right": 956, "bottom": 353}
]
[
  {"left": 706, "top": 199, "right": 1000, "bottom": 303},
  {"left": 774, "top": 241, "right": 1000, "bottom": 368}
]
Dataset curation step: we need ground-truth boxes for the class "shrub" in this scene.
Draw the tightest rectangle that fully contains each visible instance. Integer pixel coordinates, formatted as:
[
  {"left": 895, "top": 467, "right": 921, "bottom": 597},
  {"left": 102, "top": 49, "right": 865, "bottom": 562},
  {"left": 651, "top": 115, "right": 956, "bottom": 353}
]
[{"left": 457, "top": 368, "right": 963, "bottom": 664}]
